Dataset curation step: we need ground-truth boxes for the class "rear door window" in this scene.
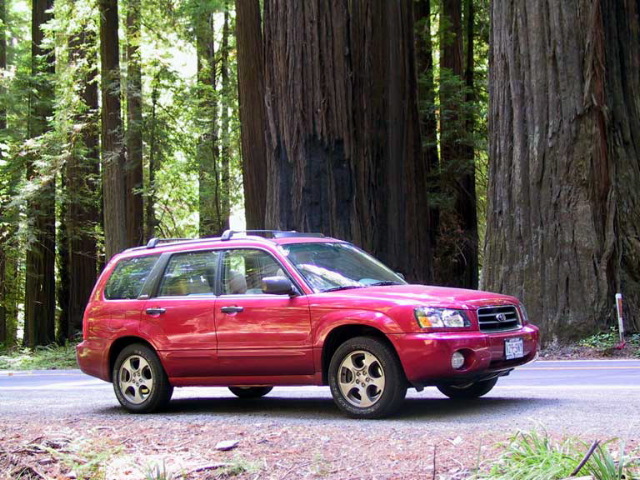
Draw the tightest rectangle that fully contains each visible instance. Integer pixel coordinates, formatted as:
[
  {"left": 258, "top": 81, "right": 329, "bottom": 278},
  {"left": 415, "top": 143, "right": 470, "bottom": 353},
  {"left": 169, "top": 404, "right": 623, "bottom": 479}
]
[
  {"left": 104, "top": 255, "right": 160, "bottom": 300},
  {"left": 158, "top": 251, "right": 219, "bottom": 297}
]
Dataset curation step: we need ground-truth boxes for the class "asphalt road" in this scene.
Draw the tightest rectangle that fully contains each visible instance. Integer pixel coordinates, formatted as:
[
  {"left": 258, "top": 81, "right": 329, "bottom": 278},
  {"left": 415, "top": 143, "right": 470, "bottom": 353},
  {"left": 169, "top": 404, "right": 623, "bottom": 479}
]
[{"left": 1, "top": 360, "right": 639, "bottom": 437}]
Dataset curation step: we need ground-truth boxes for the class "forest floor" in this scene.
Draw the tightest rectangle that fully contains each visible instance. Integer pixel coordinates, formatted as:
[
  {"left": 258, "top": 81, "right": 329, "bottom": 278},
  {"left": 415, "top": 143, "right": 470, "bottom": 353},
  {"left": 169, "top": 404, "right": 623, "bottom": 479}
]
[{"left": 0, "top": 417, "right": 513, "bottom": 480}]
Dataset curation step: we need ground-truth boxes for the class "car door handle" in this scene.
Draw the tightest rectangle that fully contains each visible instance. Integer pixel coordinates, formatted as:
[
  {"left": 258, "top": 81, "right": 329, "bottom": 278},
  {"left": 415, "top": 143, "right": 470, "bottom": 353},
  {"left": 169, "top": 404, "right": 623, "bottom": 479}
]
[
  {"left": 145, "top": 307, "right": 166, "bottom": 315},
  {"left": 220, "top": 306, "right": 244, "bottom": 314}
]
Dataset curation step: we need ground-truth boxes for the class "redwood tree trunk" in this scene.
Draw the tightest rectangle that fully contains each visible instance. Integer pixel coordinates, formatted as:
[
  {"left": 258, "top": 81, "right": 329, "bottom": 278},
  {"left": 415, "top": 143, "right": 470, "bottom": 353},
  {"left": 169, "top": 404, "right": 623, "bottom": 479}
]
[
  {"left": 236, "top": 0, "right": 267, "bottom": 229},
  {"left": 63, "top": 27, "right": 99, "bottom": 340},
  {"left": 99, "top": 0, "right": 127, "bottom": 260},
  {"left": 263, "top": 0, "right": 431, "bottom": 282},
  {"left": 484, "top": 0, "right": 640, "bottom": 342},
  {"left": 414, "top": 0, "right": 440, "bottom": 252},
  {"left": 25, "top": 0, "right": 56, "bottom": 347},
  {"left": 125, "top": 0, "right": 144, "bottom": 246}
]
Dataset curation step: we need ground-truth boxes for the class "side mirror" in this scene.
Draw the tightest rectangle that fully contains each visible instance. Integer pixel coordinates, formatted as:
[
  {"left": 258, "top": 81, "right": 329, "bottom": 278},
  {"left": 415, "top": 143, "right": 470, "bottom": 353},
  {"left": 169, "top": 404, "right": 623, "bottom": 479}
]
[
  {"left": 396, "top": 272, "right": 406, "bottom": 281},
  {"left": 262, "top": 276, "right": 296, "bottom": 296}
]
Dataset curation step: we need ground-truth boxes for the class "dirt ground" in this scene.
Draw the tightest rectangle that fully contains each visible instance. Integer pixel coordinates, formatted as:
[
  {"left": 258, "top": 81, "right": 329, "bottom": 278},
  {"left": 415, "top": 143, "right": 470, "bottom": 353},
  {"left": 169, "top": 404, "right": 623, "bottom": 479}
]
[{"left": 0, "top": 416, "right": 517, "bottom": 480}]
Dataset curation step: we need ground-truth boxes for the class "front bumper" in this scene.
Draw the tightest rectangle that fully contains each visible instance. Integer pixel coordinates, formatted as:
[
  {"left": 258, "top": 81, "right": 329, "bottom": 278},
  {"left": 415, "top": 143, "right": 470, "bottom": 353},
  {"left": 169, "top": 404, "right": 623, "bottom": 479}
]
[{"left": 388, "top": 324, "right": 539, "bottom": 387}]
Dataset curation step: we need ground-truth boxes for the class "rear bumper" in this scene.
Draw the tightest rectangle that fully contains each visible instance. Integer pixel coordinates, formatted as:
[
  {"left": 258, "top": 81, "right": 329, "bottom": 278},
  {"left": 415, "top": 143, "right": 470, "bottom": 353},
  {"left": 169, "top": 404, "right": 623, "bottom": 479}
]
[
  {"left": 76, "top": 340, "right": 112, "bottom": 382},
  {"left": 389, "top": 325, "right": 539, "bottom": 387}
]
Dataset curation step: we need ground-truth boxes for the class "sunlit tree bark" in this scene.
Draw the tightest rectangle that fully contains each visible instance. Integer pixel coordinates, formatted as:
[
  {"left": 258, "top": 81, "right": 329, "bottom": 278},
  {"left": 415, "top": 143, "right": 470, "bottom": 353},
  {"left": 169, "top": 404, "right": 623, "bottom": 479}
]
[
  {"left": 236, "top": 0, "right": 267, "bottom": 229},
  {"left": 99, "top": 0, "right": 127, "bottom": 260}
]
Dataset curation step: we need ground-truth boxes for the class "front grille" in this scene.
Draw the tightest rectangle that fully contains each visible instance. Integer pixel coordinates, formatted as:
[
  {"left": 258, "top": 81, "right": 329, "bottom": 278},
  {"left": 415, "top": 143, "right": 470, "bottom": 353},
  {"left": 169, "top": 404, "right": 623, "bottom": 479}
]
[{"left": 477, "top": 305, "right": 521, "bottom": 332}]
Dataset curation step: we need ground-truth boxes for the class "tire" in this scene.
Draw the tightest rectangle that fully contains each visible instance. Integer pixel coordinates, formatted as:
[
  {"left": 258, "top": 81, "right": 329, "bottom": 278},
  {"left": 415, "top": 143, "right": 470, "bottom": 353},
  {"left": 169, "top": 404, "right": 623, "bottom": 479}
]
[
  {"left": 228, "top": 386, "right": 273, "bottom": 399},
  {"left": 328, "top": 336, "right": 407, "bottom": 419},
  {"left": 112, "top": 344, "right": 173, "bottom": 413},
  {"left": 436, "top": 377, "right": 498, "bottom": 400}
]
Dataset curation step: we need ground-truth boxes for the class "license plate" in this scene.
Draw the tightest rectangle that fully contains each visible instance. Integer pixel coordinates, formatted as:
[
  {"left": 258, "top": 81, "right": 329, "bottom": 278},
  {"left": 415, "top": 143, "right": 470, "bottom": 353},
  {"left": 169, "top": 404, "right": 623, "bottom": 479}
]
[{"left": 505, "top": 338, "right": 524, "bottom": 360}]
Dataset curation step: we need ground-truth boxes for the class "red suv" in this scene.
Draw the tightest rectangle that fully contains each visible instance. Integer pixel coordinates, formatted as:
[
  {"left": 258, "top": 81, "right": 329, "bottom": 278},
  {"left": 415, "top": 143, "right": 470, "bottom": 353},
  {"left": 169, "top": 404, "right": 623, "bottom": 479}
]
[{"left": 77, "top": 231, "right": 538, "bottom": 418}]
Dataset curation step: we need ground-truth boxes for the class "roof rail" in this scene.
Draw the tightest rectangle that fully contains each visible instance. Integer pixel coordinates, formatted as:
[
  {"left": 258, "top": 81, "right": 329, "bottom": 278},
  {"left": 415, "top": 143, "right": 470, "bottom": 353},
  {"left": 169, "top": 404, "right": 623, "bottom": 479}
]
[
  {"left": 144, "top": 236, "right": 220, "bottom": 249},
  {"left": 220, "top": 230, "right": 325, "bottom": 241}
]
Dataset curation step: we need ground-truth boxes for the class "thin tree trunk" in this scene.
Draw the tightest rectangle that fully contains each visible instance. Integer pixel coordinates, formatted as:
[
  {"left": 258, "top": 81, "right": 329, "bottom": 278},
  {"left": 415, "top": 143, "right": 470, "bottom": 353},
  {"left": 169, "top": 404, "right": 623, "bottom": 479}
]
[
  {"left": 125, "top": 0, "right": 144, "bottom": 247},
  {"left": 25, "top": 0, "right": 56, "bottom": 347},
  {"left": 196, "top": 12, "right": 221, "bottom": 236},
  {"left": 484, "top": 0, "right": 640, "bottom": 341},
  {"left": 146, "top": 77, "right": 159, "bottom": 240},
  {"left": 263, "top": 0, "right": 431, "bottom": 282},
  {"left": 0, "top": 0, "right": 7, "bottom": 346},
  {"left": 218, "top": 5, "right": 231, "bottom": 232},
  {"left": 99, "top": 0, "right": 127, "bottom": 261},
  {"left": 236, "top": 0, "right": 267, "bottom": 229}
]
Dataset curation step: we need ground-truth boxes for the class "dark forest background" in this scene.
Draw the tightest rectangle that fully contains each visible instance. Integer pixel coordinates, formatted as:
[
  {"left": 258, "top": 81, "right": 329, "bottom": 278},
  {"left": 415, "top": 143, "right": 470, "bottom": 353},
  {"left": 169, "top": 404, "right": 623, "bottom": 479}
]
[{"left": 0, "top": 0, "right": 639, "bottom": 348}]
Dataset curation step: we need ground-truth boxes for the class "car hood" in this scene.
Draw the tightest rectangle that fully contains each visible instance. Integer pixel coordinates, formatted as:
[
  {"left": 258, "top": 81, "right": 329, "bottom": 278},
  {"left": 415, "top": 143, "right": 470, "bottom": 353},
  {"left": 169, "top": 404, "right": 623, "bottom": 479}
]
[{"left": 323, "top": 284, "right": 520, "bottom": 310}]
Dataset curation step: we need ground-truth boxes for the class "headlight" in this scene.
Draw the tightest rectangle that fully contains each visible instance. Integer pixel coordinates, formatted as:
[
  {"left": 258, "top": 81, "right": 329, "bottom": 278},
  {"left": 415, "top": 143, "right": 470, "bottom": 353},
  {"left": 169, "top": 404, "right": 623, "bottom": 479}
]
[{"left": 414, "top": 307, "right": 470, "bottom": 328}]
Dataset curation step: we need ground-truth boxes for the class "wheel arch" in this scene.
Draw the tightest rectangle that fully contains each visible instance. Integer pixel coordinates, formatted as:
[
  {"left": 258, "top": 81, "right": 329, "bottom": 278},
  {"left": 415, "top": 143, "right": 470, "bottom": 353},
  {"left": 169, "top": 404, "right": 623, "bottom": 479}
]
[
  {"left": 108, "top": 336, "right": 157, "bottom": 382},
  {"left": 321, "top": 325, "right": 403, "bottom": 384}
]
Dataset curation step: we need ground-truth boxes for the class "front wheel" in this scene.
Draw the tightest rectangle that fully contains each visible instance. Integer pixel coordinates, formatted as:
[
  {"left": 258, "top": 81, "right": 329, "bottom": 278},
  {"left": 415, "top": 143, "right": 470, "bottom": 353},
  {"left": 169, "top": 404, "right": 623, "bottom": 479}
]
[
  {"left": 329, "top": 336, "right": 407, "bottom": 419},
  {"left": 436, "top": 378, "right": 498, "bottom": 400},
  {"left": 112, "top": 344, "right": 173, "bottom": 413},
  {"left": 228, "top": 386, "right": 273, "bottom": 399}
]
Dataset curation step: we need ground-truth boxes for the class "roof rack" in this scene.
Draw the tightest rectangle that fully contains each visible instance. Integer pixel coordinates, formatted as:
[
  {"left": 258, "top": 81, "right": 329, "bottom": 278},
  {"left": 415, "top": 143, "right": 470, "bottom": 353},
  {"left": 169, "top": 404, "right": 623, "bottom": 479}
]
[
  {"left": 220, "top": 230, "right": 325, "bottom": 241},
  {"left": 125, "top": 230, "right": 324, "bottom": 252}
]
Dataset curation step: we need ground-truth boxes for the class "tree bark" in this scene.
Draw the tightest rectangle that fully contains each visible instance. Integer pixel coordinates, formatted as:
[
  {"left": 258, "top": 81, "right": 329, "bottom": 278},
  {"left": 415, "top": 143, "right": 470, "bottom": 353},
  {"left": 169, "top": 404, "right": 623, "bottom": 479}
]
[
  {"left": 414, "top": 0, "right": 440, "bottom": 254},
  {"left": 62, "top": 26, "right": 100, "bottom": 341},
  {"left": 437, "top": 0, "right": 478, "bottom": 289},
  {"left": 236, "top": 0, "right": 267, "bottom": 229},
  {"left": 263, "top": 0, "right": 431, "bottom": 282},
  {"left": 125, "top": 0, "right": 144, "bottom": 247},
  {"left": 99, "top": 0, "right": 127, "bottom": 261},
  {"left": 24, "top": 0, "right": 56, "bottom": 347},
  {"left": 484, "top": 0, "right": 640, "bottom": 342}
]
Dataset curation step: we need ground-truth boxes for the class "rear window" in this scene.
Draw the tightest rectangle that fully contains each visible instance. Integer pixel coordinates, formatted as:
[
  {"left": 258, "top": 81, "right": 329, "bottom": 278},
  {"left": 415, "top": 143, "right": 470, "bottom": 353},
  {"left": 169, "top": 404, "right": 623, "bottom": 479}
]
[{"left": 104, "top": 255, "right": 160, "bottom": 300}]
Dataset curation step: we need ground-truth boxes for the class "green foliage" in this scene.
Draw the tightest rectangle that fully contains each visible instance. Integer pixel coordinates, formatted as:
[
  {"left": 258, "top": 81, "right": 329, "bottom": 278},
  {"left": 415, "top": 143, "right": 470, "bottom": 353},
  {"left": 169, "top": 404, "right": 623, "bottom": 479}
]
[
  {"left": 480, "top": 430, "right": 639, "bottom": 480},
  {"left": 579, "top": 327, "right": 640, "bottom": 356},
  {"left": 143, "top": 461, "right": 175, "bottom": 480},
  {"left": 0, "top": 342, "right": 78, "bottom": 370}
]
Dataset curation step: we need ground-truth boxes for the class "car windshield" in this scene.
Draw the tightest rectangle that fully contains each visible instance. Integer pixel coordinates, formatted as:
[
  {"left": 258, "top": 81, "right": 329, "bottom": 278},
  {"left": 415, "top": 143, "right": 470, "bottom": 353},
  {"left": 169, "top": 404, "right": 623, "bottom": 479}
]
[{"left": 282, "top": 242, "right": 407, "bottom": 293}]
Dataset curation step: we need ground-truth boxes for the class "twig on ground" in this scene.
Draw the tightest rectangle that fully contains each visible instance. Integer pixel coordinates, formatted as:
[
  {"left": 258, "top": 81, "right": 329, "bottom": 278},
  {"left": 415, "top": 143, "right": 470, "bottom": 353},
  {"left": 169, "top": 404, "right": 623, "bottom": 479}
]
[{"left": 570, "top": 440, "right": 600, "bottom": 477}]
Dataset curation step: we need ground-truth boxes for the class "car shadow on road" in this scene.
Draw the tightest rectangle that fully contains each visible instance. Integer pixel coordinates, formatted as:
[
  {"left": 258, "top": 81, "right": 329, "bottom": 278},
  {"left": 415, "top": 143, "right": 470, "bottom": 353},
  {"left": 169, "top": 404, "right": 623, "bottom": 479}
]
[{"left": 99, "top": 393, "right": 560, "bottom": 422}]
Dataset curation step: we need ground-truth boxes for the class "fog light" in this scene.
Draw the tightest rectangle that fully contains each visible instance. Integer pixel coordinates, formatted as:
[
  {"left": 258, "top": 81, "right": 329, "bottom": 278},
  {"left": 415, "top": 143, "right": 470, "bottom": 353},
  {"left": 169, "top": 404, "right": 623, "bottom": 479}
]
[{"left": 451, "top": 351, "right": 465, "bottom": 370}]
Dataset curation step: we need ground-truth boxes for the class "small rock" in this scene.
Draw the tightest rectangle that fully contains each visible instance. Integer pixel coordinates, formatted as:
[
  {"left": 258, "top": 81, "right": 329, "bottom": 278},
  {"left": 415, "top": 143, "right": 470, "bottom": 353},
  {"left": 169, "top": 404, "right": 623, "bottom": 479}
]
[{"left": 215, "top": 440, "right": 239, "bottom": 451}]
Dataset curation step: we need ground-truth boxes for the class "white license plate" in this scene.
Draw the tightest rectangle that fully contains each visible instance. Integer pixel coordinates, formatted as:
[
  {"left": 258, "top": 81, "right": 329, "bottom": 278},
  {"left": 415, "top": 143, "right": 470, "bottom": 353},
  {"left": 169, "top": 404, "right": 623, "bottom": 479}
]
[{"left": 505, "top": 338, "right": 524, "bottom": 360}]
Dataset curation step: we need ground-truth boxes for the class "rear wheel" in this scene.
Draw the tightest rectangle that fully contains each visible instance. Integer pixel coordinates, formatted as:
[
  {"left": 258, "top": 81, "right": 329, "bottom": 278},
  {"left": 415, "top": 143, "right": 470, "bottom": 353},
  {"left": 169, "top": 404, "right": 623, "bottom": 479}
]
[
  {"left": 228, "top": 386, "right": 273, "bottom": 399},
  {"left": 112, "top": 344, "right": 173, "bottom": 413},
  {"left": 329, "top": 337, "right": 406, "bottom": 419},
  {"left": 436, "top": 378, "right": 498, "bottom": 400}
]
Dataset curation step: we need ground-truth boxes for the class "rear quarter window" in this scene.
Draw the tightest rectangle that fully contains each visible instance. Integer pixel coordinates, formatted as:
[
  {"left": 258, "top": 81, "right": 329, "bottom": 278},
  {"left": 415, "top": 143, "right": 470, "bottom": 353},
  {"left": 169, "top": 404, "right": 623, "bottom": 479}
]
[{"left": 104, "top": 255, "right": 160, "bottom": 300}]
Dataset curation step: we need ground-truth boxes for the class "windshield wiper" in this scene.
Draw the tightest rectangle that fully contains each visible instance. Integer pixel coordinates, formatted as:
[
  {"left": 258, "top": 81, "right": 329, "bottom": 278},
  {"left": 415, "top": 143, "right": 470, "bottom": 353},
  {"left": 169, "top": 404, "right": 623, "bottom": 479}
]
[
  {"left": 322, "top": 285, "right": 364, "bottom": 293},
  {"left": 367, "top": 281, "right": 403, "bottom": 287}
]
